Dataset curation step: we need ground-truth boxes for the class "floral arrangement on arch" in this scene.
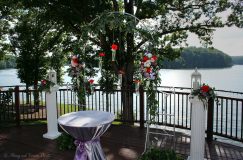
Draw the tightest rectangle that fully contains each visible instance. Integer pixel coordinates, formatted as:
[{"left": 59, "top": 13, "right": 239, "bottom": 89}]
[
  {"left": 68, "top": 55, "right": 94, "bottom": 97},
  {"left": 140, "top": 51, "right": 159, "bottom": 87},
  {"left": 38, "top": 79, "right": 55, "bottom": 93},
  {"left": 191, "top": 84, "right": 216, "bottom": 102},
  {"left": 137, "top": 51, "right": 160, "bottom": 123}
]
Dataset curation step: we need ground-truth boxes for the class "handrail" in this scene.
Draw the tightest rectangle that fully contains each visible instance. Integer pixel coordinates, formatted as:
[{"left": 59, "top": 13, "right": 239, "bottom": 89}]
[
  {"left": 1, "top": 84, "right": 243, "bottom": 95},
  {"left": 0, "top": 85, "right": 242, "bottom": 143}
]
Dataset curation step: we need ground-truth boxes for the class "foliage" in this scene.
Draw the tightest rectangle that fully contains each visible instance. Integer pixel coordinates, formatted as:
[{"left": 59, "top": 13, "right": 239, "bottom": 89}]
[
  {"left": 50, "top": 48, "right": 66, "bottom": 84},
  {"left": 0, "top": 55, "right": 16, "bottom": 69},
  {"left": 38, "top": 79, "right": 55, "bottom": 93},
  {"left": 232, "top": 56, "right": 243, "bottom": 65},
  {"left": 162, "top": 47, "right": 233, "bottom": 69},
  {"left": 9, "top": 10, "right": 49, "bottom": 87},
  {"left": 1, "top": 0, "right": 242, "bottom": 122},
  {"left": 139, "top": 148, "right": 183, "bottom": 160},
  {"left": 56, "top": 133, "right": 76, "bottom": 151},
  {"left": 0, "top": 88, "right": 13, "bottom": 118}
]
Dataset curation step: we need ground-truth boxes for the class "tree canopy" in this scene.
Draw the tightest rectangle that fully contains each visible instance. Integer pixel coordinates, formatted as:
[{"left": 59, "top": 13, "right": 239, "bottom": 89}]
[{"left": 0, "top": 0, "right": 242, "bottom": 122}]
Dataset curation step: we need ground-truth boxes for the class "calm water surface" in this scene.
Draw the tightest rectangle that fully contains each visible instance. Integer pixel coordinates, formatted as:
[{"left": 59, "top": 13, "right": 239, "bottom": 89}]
[{"left": 0, "top": 65, "right": 243, "bottom": 92}]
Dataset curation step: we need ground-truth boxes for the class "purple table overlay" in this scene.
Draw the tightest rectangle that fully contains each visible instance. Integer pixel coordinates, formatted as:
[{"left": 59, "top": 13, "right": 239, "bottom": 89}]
[{"left": 58, "top": 111, "right": 115, "bottom": 160}]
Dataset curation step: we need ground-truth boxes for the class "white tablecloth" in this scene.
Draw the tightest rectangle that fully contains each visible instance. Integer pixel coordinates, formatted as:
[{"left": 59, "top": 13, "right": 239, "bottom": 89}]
[{"left": 58, "top": 111, "right": 115, "bottom": 160}]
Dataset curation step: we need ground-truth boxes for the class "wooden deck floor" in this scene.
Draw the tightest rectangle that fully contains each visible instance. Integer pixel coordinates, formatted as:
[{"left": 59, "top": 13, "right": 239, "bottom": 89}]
[{"left": 0, "top": 124, "right": 242, "bottom": 160}]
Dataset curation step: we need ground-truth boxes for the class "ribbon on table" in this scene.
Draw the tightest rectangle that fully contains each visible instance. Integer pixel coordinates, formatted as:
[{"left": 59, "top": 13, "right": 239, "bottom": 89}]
[{"left": 74, "top": 138, "right": 100, "bottom": 160}]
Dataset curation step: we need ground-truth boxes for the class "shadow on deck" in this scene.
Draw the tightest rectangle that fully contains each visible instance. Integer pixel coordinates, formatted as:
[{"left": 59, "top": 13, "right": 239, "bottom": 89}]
[{"left": 0, "top": 124, "right": 242, "bottom": 160}]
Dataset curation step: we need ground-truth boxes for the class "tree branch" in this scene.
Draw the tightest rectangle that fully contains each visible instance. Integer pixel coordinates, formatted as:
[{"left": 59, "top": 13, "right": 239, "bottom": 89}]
[
  {"left": 134, "top": 24, "right": 217, "bottom": 51},
  {"left": 112, "top": 0, "right": 119, "bottom": 11},
  {"left": 67, "top": 20, "right": 100, "bottom": 46}
]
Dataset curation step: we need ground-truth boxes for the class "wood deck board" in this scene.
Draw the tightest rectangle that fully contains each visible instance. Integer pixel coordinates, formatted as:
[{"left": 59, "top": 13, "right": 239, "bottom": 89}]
[{"left": 0, "top": 125, "right": 242, "bottom": 160}]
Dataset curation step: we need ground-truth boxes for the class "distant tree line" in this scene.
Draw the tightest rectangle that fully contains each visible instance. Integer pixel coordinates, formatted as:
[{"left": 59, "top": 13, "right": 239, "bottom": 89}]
[
  {"left": 161, "top": 47, "right": 233, "bottom": 69},
  {"left": 0, "top": 55, "right": 16, "bottom": 69},
  {"left": 231, "top": 56, "right": 243, "bottom": 65}
]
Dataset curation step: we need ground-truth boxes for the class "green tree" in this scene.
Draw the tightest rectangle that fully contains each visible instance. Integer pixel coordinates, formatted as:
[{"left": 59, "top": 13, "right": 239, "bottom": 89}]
[
  {"left": 162, "top": 47, "right": 233, "bottom": 69},
  {"left": 8, "top": 8, "right": 66, "bottom": 104},
  {"left": 3, "top": 0, "right": 243, "bottom": 122},
  {"left": 0, "top": 0, "right": 17, "bottom": 60},
  {"left": 0, "top": 55, "right": 16, "bottom": 69}
]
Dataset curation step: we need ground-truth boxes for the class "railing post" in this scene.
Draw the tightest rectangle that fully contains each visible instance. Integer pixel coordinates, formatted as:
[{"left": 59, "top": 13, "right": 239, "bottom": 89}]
[
  {"left": 14, "top": 86, "right": 20, "bottom": 127},
  {"left": 139, "top": 86, "right": 144, "bottom": 129},
  {"left": 207, "top": 97, "right": 214, "bottom": 142}
]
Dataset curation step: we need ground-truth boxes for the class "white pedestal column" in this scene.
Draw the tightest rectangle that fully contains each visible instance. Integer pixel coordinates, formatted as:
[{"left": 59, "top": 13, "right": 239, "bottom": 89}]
[
  {"left": 43, "top": 69, "right": 61, "bottom": 140},
  {"left": 188, "top": 96, "right": 206, "bottom": 160}
]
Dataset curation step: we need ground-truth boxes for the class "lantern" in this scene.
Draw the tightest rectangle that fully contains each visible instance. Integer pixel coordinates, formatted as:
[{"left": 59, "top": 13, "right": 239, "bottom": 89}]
[
  {"left": 191, "top": 68, "right": 201, "bottom": 91},
  {"left": 48, "top": 69, "right": 57, "bottom": 84}
]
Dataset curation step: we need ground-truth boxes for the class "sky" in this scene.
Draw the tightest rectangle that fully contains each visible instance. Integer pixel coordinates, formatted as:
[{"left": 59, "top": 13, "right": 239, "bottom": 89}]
[{"left": 187, "top": 26, "right": 243, "bottom": 57}]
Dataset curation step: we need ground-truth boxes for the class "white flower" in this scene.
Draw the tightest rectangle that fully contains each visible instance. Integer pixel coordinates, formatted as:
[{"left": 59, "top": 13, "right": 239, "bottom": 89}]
[
  {"left": 147, "top": 53, "right": 152, "bottom": 58},
  {"left": 81, "top": 62, "right": 86, "bottom": 68},
  {"left": 144, "top": 60, "right": 151, "bottom": 67}
]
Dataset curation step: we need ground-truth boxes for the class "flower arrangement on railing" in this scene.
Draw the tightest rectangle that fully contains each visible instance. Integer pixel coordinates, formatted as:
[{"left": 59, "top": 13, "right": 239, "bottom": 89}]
[
  {"left": 191, "top": 84, "right": 217, "bottom": 108},
  {"left": 38, "top": 79, "right": 55, "bottom": 93},
  {"left": 191, "top": 84, "right": 216, "bottom": 100}
]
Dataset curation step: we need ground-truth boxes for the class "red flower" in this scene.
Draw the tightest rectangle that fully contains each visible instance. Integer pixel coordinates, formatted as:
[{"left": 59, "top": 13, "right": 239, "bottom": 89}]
[
  {"left": 41, "top": 80, "right": 47, "bottom": 85},
  {"left": 201, "top": 85, "right": 209, "bottom": 93},
  {"left": 146, "top": 68, "right": 152, "bottom": 73},
  {"left": 89, "top": 79, "right": 94, "bottom": 84},
  {"left": 71, "top": 55, "right": 79, "bottom": 67},
  {"left": 143, "top": 56, "right": 149, "bottom": 62},
  {"left": 72, "top": 56, "right": 78, "bottom": 63},
  {"left": 111, "top": 44, "right": 118, "bottom": 50},
  {"left": 152, "top": 55, "right": 157, "bottom": 61},
  {"left": 99, "top": 52, "right": 105, "bottom": 57}
]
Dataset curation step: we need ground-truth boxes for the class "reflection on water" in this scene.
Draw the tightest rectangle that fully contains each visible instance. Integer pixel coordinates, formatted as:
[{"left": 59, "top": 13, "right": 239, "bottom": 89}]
[
  {"left": 160, "top": 65, "right": 243, "bottom": 92},
  {"left": 0, "top": 69, "right": 23, "bottom": 86},
  {"left": 1, "top": 65, "right": 243, "bottom": 92}
]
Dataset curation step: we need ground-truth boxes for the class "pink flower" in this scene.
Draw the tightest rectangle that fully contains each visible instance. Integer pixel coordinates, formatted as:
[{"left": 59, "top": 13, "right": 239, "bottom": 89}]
[
  {"left": 111, "top": 44, "right": 118, "bottom": 50},
  {"left": 99, "top": 52, "right": 105, "bottom": 57},
  {"left": 71, "top": 55, "right": 79, "bottom": 67},
  {"left": 41, "top": 80, "right": 47, "bottom": 85},
  {"left": 89, "top": 79, "right": 94, "bottom": 84}
]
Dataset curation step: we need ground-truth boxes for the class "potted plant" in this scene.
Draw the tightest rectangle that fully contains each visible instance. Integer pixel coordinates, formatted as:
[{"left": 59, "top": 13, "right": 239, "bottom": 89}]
[{"left": 139, "top": 148, "right": 183, "bottom": 160}]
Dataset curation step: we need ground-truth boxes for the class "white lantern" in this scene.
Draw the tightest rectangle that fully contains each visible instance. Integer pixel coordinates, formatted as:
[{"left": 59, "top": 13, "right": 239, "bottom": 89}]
[
  {"left": 191, "top": 67, "right": 201, "bottom": 91},
  {"left": 48, "top": 69, "right": 57, "bottom": 84}
]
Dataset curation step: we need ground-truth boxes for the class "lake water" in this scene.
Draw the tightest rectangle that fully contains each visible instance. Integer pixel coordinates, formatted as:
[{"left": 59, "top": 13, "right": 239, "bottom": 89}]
[
  {"left": 1, "top": 65, "right": 243, "bottom": 93},
  {"left": 1, "top": 65, "right": 243, "bottom": 145}
]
